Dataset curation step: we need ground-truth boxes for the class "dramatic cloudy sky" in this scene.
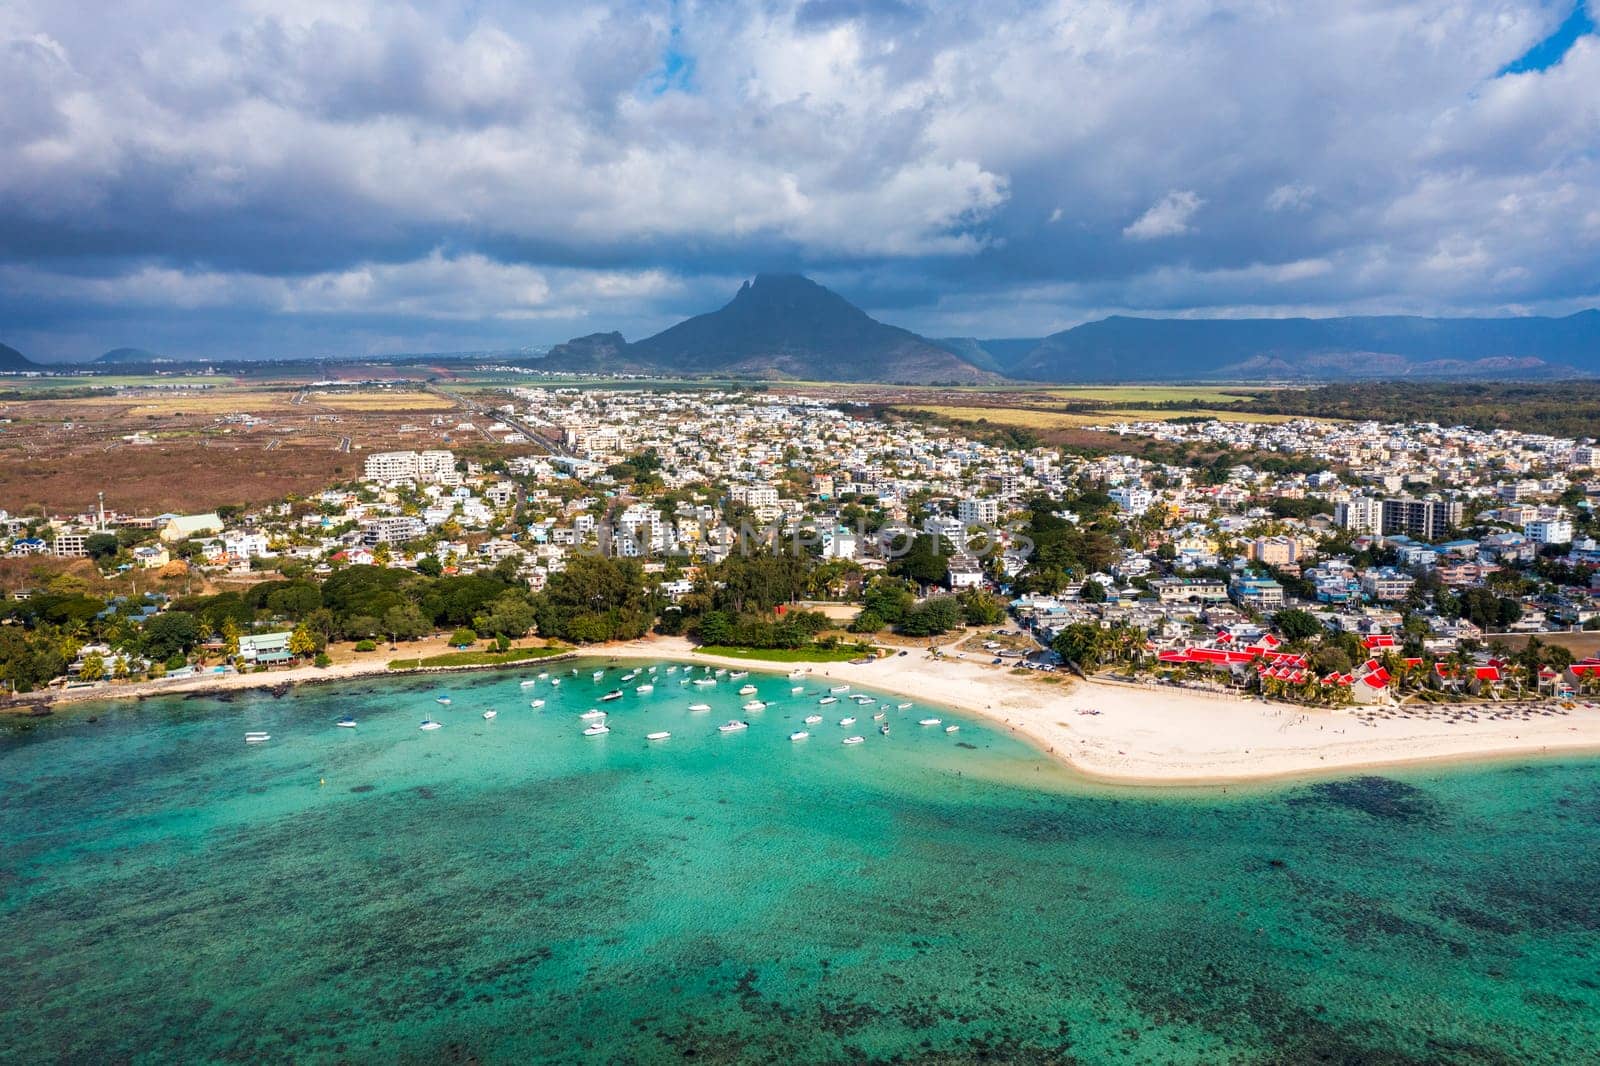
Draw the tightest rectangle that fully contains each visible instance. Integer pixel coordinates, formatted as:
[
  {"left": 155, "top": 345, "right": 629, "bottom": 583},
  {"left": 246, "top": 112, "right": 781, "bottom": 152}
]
[{"left": 2, "top": 0, "right": 1598, "bottom": 361}]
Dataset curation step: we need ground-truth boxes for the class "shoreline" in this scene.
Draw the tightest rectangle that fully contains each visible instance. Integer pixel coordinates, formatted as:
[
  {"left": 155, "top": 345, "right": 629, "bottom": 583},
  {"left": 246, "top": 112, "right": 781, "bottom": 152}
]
[
  {"left": 611, "top": 635, "right": 1600, "bottom": 786},
  {"left": 11, "top": 633, "right": 1600, "bottom": 786}
]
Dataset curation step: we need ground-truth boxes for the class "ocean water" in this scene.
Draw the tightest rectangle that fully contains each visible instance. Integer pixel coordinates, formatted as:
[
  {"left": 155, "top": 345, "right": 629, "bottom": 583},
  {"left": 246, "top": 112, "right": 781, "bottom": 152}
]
[{"left": 2, "top": 660, "right": 1598, "bottom": 1065}]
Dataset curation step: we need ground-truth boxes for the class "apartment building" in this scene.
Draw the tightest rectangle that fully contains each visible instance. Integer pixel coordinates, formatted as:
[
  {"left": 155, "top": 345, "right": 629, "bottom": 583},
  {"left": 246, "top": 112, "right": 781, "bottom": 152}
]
[{"left": 1380, "top": 497, "right": 1462, "bottom": 541}]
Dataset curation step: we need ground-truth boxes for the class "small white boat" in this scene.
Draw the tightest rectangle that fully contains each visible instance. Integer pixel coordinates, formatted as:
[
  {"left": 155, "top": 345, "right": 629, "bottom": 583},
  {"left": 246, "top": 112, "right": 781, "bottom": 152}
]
[
  {"left": 737, "top": 684, "right": 758, "bottom": 696},
  {"left": 838, "top": 716, "right": 857, "bottom": 726},
  {"left": 718, "top": 720, "right": 749, "bottom": 733},
  {"left": 830, "top": 685, "right": 849, "bottom": 694},
  {"left": 879, "top": 723, "right": 890, "bottom": 735},
  {"left": 636, "top": 684, "right": 654, "bottom": 694},
  {"left": 580, "top": 709, "right": 607, "bottom": 720},
  {"left": 530, "top": 699, "right": 545, "bottom": 708},
  {"left": 336, "top": 716, "right": 357, "bottom": 728},
  {"left": 789, "top": 730, "right": 810, "bottom": 741},
  {"left": 804, "top": 714, "right": 823, "bottom": 724},
  {"left": 245, "top": 731, "right": 271, "bottom": 743},
  {"left": 919, "top": 718, "right": 942, "bottom": 727},
  {"left": 538, "top": 672, "right": 549, "bottom": 680},
  {"left": 872, "top": 712, "right": 886, "bottom": 721},
  {"left": 819, "top": 696, "right": 838, "bottom": 706},
  {"left": 688, "top": 702, "right": 711, "bottom": 712},
  {"left": 600, "top": 690, "right": 623, "bottom": 702},
  {"left": 714, "top": 668, "right": 727, "bottom": 676},
  {"left": 435, "top": 697, "right": 452, "bottom": 706},
  {"left": 788, "top": 669, "right": 806, "bottom": 680},
  {"left": 897, "top": 702, "right": 913, "bottom": 710},
  {"left": 593, "top": 670, "right": 605, "bottom": 680},
  {"left": 667, "top": 665, "right": 678, "bottom": 674},
  {"left": 648, "top": 666, "right": 658, "bottom": 673},
  {"left": 693, "top": 678, "right": 716, "bottom": 687},
  {"left": 852, "top": 695, "right": 875, "bottom": 705},
  {"left": 944, "top": 724, "right": 960, "bottom": 734},
  {"left": 419, "top": 719, "right": 442, "bottom": 731},
  {"left": 679, "top": 678, "right": 691, "bottom": 686},
  {"left": 583, "top": 723, "right": 610, "bottom": 737},
  {"left": 520, "top": 679, "right": 539, "bottom": 688},
  {"left": 646, "top": 731, "right": 671, "bottom": 741},
  {"left": 842, "top": 735, "right": 865, "bottom": 746},
  {"left": 791, "top": 686, "right": 804, "bottom": 694},
  {"left": 551, "top": 678, "right": 561, "bottom": 687},
  {"left": 620, "top": 671, "right": 638, "bottom": 683},
  {"left": 742, "top": 700, "right": 767, "bottom": 712},
  {"left": 482, "top": 709, "right": 497, "bottom": 720},
  {"left": 730, "top": 670, "right": 748, "bottom": 680}
]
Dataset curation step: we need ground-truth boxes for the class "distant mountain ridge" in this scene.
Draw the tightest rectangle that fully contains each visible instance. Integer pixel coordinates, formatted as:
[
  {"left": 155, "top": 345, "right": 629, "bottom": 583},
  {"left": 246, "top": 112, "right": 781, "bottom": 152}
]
[
  {"left": 0, "top": 342, "right": 37, "bottom": 371},
  {"left": 997, "top": 312, "right": 1600, "bottom": 381},
  {"left": 544, "top": 274, "right": 996, "bottom": 384}
]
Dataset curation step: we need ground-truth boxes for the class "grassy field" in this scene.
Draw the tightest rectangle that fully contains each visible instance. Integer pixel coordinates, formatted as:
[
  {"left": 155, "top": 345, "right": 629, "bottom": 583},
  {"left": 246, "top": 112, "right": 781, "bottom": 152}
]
[
  {"left": 387, "top": 645, "right": 571, "bottom": 670},
  {"left": 894, "top": 404, "right": 1310, "bottom": 428},
  {"left": 696, "top": 643, "right": 874, "bottom": 662},
  {"left": 309, "top": 390, "right": 456, "bottom": 411},
  {"left": 1039, "top": 386, "right": 1261, "bottom": 404}
]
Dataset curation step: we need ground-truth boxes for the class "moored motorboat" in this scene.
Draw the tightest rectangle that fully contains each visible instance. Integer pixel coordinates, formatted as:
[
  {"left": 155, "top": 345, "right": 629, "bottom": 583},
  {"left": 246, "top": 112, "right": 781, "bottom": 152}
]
[
  {"left": 919, "top": 717, "right": 942, "bottom": 726},
  {"left": 538, "top": 672, "right": 548, "bottom": 679},
  {"left": 600, "top": 690, "right": 623, "bottom": 702},
  {"left": 550, "top": 678, "right": 561, "bottom": 686},
  {"left": 692, "top": 678, "right": 716, "bottom": 687},
  {"left": 742, "top": 700, "right": 767, "bottom": 712},
  {"left": 841, "top": 735, "right": 865, "bottom": 746},
  {"left": 336, "top": 716, "right": 357, "bottom": 728},
  {"left": 872, "top": 711, "right": 886, "bottom": 721},
  {"left": 245, "top": 731, "right": 271, "bottom": 743},
  {"left": 818, "top": 696, "right": 838, "bottom": 705},
  {"left": 530, "top": 699, "right": 545, "bottom": 708},
  {"left": 737, "top": 684, "right": 758, "bottom": 696},
  {"left": 482, "top": 709, "right": 497, "bottom": 720},
  {"left": 593, "top": 670, "right": 605, "bottom": 680},
  {"left": 804, "top": 714, "right": 823, "bottom": 724},
  {"left": 829, "top": 685, "right": 849, "bottom": 694},
  {"left": 789, "top": 730, "right": 809, "bottom": 741},
  {"left": 435, "top": 696, "right": 452, "bottom": 706},
  {"left": 718, "top": 720, "right": 749, "bottom": 733},
  {"left": 583, "top": 723, "right": 610, "bottom": 737},
  {"left": 944, "top": 724, "right": 960, "bottom": 733},
  {"left": 520, "top": 679, "right": 539, "bottom": 688},
  {"left": 646, "top": 731, "right": 671, "bottom": 741},
  {"left": 791, "top": 686, "right": 804, "bottom": 694},
  {"left": 879, "top": 723, "right": 890, "bottom": 735},
  {"left": 729, "top": 670, "right": 748, "bottom": 679},
  {"left": 636, "top": 684, "right": 654, "bottom": 694},
  {"left": 838, "top": 716, "right": 856, "bottom": 726},
  {"left": 788, "top": 669, "right": 806, "bottom": 680},
  {"left": 688, "top": 702, "right": 711, "bottom": 712},
  {"left": 620, "top": 671, "right": 638, "bottom": 683},
  {"left": 897, "top": 702, "right": 913, "bottom": 710},
  {"left": 580, "top": 709, "right": 607, "bottom": 720},
  {"left": 419, "top": 718, "right": 442, "bottom": 731}
]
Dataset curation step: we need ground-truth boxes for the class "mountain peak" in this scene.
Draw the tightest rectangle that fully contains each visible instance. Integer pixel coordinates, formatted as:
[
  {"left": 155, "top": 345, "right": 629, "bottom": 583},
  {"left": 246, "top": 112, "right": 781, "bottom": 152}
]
[
  {"left": 0, "top": 341, "right": 36, "bottom": 370},
  {"left": 546, "top": 273, "right": 995, "bottom": 384}
]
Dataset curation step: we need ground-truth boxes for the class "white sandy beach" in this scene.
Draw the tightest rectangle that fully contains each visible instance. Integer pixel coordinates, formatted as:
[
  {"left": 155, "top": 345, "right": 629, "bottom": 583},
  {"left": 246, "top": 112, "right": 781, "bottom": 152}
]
[
  {"left": 19, "top": 632, "right": 1600, "bottom": 785},
  {"left": 618, "top": 635, "right": 1600, "bottom": 785}
]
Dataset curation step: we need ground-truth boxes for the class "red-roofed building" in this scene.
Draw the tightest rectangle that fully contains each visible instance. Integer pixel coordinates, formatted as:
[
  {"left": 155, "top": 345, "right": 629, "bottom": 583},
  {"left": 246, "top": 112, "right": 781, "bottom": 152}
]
[{"left": 1469, "top": 665, "right": 1505, "bottom": 697}]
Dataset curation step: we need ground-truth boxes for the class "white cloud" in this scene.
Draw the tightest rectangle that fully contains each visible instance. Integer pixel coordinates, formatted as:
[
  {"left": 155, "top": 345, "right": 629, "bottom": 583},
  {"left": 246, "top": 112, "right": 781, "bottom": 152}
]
[{"left": 1122, "top": 190, "right": 1203, "bottom": 240}]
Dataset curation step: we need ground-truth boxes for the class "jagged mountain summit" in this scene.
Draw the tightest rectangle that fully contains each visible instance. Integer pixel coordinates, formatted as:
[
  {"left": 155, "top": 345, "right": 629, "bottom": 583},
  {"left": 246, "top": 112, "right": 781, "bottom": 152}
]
[{"left": 545, "top": 274, "right": 995, "bottom": 384}]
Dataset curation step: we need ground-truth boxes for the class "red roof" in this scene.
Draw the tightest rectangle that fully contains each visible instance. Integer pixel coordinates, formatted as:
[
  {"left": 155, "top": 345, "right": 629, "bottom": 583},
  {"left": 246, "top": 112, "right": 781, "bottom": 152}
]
[
  {"left": 1361, "top": 667, "right": 1391, "bottom": 689},
  {"left": 1474, "top": 666, "right": 1502, "bottom": 682},
  {"left": 1362, "top": 634, "right": 1397, "bottom": 649}
]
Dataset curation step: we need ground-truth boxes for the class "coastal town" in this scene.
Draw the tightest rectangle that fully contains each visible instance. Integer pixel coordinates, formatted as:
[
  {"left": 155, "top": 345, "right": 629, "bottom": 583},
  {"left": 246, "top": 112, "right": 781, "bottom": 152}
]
[{"left": 5, "top": 383, "right": 1600, "bottom": 727}]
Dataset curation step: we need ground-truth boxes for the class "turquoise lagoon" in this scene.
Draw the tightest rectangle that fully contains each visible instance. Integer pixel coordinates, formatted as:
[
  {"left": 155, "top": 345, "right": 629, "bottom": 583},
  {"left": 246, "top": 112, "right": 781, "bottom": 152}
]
[{"left": 2, "top": 660, "right": 1598, "bottom": 1064}]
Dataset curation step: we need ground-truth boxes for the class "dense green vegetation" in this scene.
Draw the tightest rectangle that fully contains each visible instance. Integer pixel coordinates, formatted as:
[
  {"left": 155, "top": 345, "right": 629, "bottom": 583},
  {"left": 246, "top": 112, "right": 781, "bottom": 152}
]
[
  {"left": 1169, "top": 382, "right": 1600, "bottom": 437},
  {"left": 695, "top": 645, "right": 870, "bottom": 663},
  {"left": 386, "top": 646, "right": 569, "bottom": 670}
]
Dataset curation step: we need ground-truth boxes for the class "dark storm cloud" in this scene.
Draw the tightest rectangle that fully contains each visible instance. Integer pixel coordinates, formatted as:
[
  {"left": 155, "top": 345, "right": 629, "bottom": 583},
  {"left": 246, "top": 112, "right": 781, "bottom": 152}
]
[{"left": 1, "top": 0, "right": 1597, "bottom": 360}]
